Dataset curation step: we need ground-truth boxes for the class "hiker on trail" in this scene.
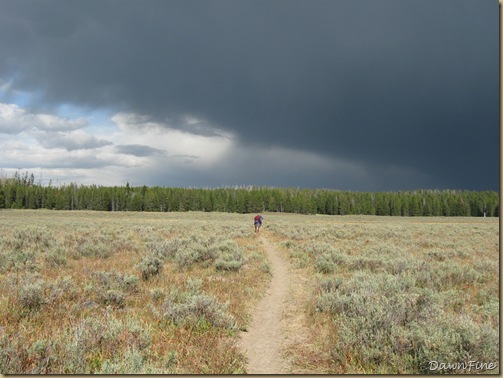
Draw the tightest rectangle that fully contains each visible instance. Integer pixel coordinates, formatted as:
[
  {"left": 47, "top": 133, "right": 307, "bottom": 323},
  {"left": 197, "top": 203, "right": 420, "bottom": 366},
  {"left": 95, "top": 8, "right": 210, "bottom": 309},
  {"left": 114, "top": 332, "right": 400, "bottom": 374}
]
[{"left": 254, "top": 213, "right": 263, "bottom": 233}]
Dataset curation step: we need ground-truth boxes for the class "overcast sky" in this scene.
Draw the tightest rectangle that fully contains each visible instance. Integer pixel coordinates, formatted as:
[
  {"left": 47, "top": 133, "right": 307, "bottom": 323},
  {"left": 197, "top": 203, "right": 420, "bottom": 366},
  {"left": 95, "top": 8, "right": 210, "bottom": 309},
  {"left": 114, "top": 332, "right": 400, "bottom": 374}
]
[{"left": 0, "top": 0, "right": 498, "bottom": 191}]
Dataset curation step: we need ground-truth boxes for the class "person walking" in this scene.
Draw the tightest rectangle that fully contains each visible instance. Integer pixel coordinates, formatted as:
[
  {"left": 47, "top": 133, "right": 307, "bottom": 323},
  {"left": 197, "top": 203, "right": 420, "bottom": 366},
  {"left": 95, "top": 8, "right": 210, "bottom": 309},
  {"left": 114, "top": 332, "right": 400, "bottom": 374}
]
[{"left": 254, "top": 213, "right": 263, "bottom": 233}]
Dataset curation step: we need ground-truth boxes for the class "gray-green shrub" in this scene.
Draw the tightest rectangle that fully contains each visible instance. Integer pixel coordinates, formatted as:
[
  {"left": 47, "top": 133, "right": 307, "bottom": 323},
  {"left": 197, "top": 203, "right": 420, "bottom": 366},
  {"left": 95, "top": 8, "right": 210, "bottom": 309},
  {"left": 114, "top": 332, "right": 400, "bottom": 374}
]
[
  {"left": 162, "top": 295, "right": 237, "bottom": 330},
  {"left": 137, "top": 254, "right": 163, "bottom": 280},
  {"left": 75, "top": 240, "right": 113, "bottom": 259},
  {"left": 91, "top": 271, "right": 139, "bottom": 293},
  {"left": 316, "top": 271, "right": 499, "bottom": 373},
  {"left": 97, "top": 348, "right": 168, "bottom": 374},
  {"left": 175, "top": 243, "right": 219, "bottom": 269},
  {"left": 0, "top": 248, "right": 38, "bottom": 272},
  {"left": 18, "top": 281, "right": 45, "bottom": 312},
  {"left": 314, "top": 249, "right": 346, "bottom": 274},
  {"left": 44, "top": 246, "right": 68, "bottom": 267},
  {"left": 103, "top": 290, "right": 126, "bottom": 308},
  {"left": 152, "top": 279, "right": 237, "bottom": 330},
  {"left": 214, "top": 240, "right": 244, "bottom": 271}
]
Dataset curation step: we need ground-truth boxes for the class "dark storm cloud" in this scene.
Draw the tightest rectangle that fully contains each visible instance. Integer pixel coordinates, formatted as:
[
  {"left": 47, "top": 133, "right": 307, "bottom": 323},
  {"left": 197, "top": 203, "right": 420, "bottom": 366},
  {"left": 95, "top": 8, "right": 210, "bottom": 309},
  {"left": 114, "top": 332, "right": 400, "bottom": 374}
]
[{"left": 0, "top": 0, "right": 497, "bottom": 190}]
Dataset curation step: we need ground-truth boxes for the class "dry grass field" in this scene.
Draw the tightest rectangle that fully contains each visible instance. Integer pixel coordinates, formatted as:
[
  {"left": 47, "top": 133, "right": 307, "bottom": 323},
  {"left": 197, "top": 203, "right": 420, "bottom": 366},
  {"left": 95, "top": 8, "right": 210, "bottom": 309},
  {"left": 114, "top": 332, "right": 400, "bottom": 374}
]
[
  {"left": 0, "top": 210, "right": 499, "bottom": 374},
  {"left": 266, "top": 213, "right": 499, "bottom": 374}
]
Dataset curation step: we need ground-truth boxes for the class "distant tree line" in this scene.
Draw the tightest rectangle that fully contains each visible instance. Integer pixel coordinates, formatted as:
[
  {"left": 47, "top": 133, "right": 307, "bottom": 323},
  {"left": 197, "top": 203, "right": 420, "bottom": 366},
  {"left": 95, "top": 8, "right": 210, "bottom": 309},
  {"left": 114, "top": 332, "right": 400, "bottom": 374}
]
[{"left": 0, "top": 172, "right": 499, "bottom": 217}]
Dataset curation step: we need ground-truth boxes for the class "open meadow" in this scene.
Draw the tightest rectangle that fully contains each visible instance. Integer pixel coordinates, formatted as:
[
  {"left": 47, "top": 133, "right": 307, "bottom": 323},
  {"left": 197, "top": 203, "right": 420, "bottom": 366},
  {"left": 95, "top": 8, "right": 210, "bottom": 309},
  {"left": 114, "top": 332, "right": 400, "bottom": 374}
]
[{"left": 0, "top": 210, "right": 499, "bottom": 374}]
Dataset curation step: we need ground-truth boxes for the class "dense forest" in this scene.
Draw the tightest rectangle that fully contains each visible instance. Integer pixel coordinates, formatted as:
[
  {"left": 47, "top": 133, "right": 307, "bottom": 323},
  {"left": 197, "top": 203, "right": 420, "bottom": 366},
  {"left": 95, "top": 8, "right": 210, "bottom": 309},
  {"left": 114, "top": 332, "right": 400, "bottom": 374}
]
[{"left": 0, "top": 172, "right": 499, "bottom": 217}]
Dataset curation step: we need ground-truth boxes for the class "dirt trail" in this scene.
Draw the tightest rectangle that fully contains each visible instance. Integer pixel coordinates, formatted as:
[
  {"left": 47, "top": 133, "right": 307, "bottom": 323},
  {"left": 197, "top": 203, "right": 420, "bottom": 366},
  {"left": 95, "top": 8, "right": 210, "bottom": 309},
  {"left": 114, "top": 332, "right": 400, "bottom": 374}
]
[{"left": 239, "top": 234, "right": 291, "bottom": 374}]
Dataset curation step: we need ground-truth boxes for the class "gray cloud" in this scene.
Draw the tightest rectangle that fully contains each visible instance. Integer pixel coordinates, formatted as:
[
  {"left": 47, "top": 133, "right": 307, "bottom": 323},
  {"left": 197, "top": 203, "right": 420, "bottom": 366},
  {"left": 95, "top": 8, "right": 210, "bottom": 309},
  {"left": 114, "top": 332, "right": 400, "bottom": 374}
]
[
  {"left": 35, "top": 130, "right": 112, "bottom": 151},
  {"left": 115, "top": 144, "right": 166, "bottom": 157},
  {"left": 0, "top": 0, "right": 497, "bottom": 190}
]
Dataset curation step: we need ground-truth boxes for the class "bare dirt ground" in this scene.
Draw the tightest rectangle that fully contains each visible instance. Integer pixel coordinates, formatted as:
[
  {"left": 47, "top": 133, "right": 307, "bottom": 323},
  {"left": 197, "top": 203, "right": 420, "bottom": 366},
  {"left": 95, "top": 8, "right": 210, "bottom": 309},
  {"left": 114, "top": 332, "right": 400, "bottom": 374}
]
[{"left": 239, "top": 233, "right": 293, "bottom": 374}]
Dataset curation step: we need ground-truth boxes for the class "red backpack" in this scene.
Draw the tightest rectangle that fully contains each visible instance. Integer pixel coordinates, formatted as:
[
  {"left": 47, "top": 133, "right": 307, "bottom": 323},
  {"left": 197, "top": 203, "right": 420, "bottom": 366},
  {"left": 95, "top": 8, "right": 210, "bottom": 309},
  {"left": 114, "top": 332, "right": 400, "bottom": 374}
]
[{"left": 254, "top": 215, "right": 261, "bottom": 222}]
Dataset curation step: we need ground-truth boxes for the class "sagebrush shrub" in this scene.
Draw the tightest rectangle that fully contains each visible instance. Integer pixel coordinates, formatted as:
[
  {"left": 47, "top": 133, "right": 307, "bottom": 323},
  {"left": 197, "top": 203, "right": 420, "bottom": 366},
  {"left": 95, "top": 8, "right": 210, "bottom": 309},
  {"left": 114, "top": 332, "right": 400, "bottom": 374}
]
[
  {"left": 47, "top": 275, "right": 78, "bottom": 304},
  {"left": 410, "top": 315, "right": 499, "bottom": 373},
  {"left": 314, "top": 249, "right": 346, "bottom": 274},
  {"left": 1, "top": 248, "right": 39, "bottom": 272},
  {"left": 319, "top": 277, "right": 343, "bottom": 293},
  {"left": 214, "top": 241, "right": 244, "bottom": 271},
  {"left": 76, "top": 240, "right": 113, "bottom": 259},
  {"left": 149, "top": 239, "right": 181, "bottom": 260},
  {"left": 57, "top": 315, "right": 153, "bottom": 373},
  {"left": 137, "top": 254, "right": 163, "bottom": 280},
  {"left": 150, "top": 288, "right": 166, "bottom": 302},
  {"left": 18, "top": 281, "right": 45, "bottom": 311},
  {"left": 109, "top": 240, "right": 133, "bottom": 255},
  {"left": 260, "top": 261, "right": 271, "bottom": 274},
  {"left": 98, "top": 348, "right": 167, "bottom": 374},
  {"left": 0, "top": 332, "right": 24, "bottom": 373},
  {"left": 44, "top": 246, "right": 68, "bottom": 267},
  {"left": 152, "top": 279, "right": 237, "bottom": 330},
  {"left": 175, "top": 244, "right": 219, "bottom": 269},
  {"left": 348, "top": 255, "right": 384, "bottom": 272},
  {"left": 316, "top": 270, "right": 499, "bottom": 373},
  {"left": 26, "top": 339, "right": 56, "bottom": 374},
  {"left": 91, "top": 271, "right": 139, "bottom": 292},
  {"left": 162, "top": 295, "right": 237, "bottom": 330},
  {"left": 103, "top": 290, "right": 126, "bottom": 308},
  {"left": 290, "top": 251, "right": 309, "bottom": 268},
  {"left": 314, "top": 254, "right": 336, "bottom": 274},
  {"left": 280, "top": 240, "right": 295, "bottom": 249},
  {"left": 214, "top": 258, "right": 243, "bottom": 271},
  {"left": 12, "top": 228, "right": 51, "bottom": 251}
]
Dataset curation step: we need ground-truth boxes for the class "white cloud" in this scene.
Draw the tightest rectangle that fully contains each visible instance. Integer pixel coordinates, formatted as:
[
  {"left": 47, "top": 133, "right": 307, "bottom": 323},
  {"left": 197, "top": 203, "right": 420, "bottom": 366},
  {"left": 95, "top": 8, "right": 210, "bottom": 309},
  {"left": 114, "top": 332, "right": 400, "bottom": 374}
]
[
  {"left": 0, "top": 104, "right": 142, "bottom": 173},
  {"left": 0, "top": 141, "right": 144, "bottom": 170},
  {"left": 0, "top": 107, "right": 237, "bottom": 186},
  {"left": 0, "top": 103, "right": 87, "bottom": 134},
  {"left": 111, "top": 112, "right": 233, "bottom": 167}
]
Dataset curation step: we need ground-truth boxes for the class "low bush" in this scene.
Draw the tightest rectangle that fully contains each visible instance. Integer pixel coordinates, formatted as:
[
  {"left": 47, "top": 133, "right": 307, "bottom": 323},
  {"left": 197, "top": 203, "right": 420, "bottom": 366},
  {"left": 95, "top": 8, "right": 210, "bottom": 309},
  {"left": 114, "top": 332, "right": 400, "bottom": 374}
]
[
  {"left": 162, "top": 295, "right": 237, "bottom": 330},
  {"left": 281, "top": 240, "right": 296, "bottom": 249},
  {"left": 44, "top": 246, "right": 68, "bottom": 267},
  {"left": 136, "top": 254, "right": 163, "bottom": 280},
  {"left": 214, "top": 241, "right": 244, "bottom": 271},
  {"left": 103, "top": 290, "right": 126, "bottom": 308},
  {"left": 316, "top": 271, "right": 499, "bottom": 373},
  {"left": 97, "top": 348, "right": 168, "bottom": 374},
  {"left": 18, "top": 281, "right": 45, "bottom": 312},
  {"left": 75, "top": 240, "right": 113, "bottom": 259},
  {"left": 149, "top": 239, "right": 182, "bottom": 260},
  {"left": 150, "top": 288, "right": 166, "bottom": 302},
  {"left": 0, "top": 248, "right": 38, "bottom": 273},
  {"left": 152, "top": 279, "right": 237, "bottom": 331},
  {"left": 314, "top": 249, "right": 346, "bottom": 274},
  {"left": 46, "top": 276, "right": 79, "bottom": 304},
  {"left": 91, "top": 271, "right": 139, "bottom": 293},
  {"left": 60, "top": 315, "right": 152, "bottom": 373},
  {"left": 175, "top": 243, "right": 219, "bottom": 269},
  {"left": 290, "top": 251, "right": 309, "bottom": 268}
]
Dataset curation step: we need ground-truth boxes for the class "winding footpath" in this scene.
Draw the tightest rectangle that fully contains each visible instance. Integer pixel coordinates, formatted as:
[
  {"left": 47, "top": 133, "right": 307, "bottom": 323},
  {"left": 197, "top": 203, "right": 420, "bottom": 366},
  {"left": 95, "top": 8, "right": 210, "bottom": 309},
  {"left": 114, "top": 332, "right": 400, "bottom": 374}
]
[{"left": 239, "top": 234, "right": 291, "bottom": 374}]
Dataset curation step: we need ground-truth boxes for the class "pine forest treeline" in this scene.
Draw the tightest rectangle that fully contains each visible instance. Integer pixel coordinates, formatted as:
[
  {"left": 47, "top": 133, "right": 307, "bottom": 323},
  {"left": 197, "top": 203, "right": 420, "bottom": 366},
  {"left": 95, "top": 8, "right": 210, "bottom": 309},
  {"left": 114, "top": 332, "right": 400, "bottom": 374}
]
[{"left": 0, "top": 172, "right": 499, "bottom": 217}]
